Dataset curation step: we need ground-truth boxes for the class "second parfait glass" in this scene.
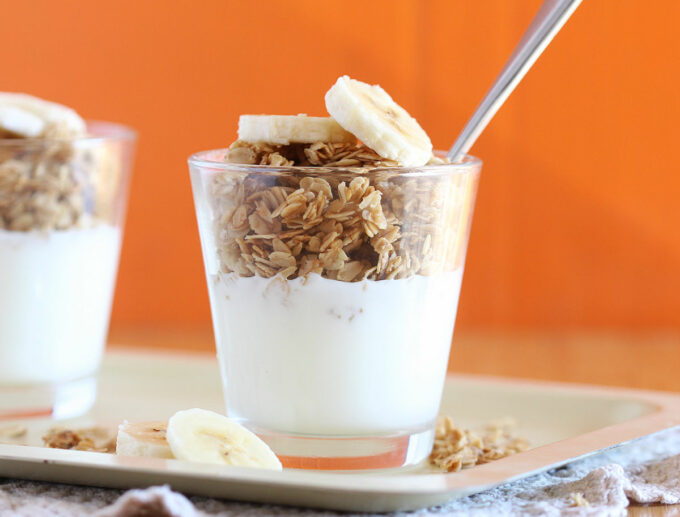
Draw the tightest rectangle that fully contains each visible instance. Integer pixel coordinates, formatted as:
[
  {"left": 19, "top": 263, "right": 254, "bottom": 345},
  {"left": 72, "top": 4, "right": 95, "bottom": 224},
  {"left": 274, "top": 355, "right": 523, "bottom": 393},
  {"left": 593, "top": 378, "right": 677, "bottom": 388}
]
[{"left": 0, "top": 122, "right": 136, "bottom": 419}]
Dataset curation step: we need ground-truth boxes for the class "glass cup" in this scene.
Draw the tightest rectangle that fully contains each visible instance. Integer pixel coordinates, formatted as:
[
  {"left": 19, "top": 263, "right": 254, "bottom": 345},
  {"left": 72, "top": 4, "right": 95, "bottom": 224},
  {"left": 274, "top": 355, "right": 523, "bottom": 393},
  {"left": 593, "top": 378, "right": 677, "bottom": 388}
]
[
  {"left": 0, "top": 122, "right": 136, "bottom": 420},
  {"left": 189, "top": 150, "right": 480, "bottom": 469}
]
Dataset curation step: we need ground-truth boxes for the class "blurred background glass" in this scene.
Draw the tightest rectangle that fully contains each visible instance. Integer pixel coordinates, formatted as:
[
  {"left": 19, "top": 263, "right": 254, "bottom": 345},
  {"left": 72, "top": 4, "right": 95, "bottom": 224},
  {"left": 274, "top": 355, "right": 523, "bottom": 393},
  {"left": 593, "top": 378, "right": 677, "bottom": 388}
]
[{"left": 0, "top": 123, "right": 135, "bottom": 418}]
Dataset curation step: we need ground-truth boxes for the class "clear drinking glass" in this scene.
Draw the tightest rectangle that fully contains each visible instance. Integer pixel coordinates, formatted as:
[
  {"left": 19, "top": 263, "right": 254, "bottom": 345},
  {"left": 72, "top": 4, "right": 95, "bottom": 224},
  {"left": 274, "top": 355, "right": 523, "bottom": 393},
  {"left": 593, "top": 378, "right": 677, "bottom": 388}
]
[
  {"left": 189, "top": 150, "right": 480, "bottom": 469},
  {"left": 0, "top": 122, "right": 136, "bottom": 419}
]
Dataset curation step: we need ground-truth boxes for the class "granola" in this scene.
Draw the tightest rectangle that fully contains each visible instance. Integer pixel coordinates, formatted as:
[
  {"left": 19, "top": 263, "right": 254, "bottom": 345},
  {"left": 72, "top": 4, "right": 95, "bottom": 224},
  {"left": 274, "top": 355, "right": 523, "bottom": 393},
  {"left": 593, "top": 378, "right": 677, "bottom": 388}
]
[
  {"left": 0, "top": 112, "right": 121, "bottom": 232},
  {"left": 207, "top": 140, "right": 475, "bottom": 282},
  {"left": 225, "top": 140, "right": 398, "bottom": 169},
  {"left": 429, "top": 417, "right": 529, "bottom": 472},
  {"left": 43, "top": 426, "right": 116, "bottom": 453},
  {"left": 0, "top": 138, "right": 125, "bottom": 232}
]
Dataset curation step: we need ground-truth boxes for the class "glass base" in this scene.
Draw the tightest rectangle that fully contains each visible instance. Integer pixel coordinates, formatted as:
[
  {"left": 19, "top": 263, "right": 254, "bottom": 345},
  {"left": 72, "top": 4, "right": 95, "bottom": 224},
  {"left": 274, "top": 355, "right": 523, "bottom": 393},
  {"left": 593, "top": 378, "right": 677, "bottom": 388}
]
[
  {"left": 249, "top": 423, "right": 435, "bottom": 471},
  {"left": 0, "top": 375, "right": 97, "bottom": 421}
]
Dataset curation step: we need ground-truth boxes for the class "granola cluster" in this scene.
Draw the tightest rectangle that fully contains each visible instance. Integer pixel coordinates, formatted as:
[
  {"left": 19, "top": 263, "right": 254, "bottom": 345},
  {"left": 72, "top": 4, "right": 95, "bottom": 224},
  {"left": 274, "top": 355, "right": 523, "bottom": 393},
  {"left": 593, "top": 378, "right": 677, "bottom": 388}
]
[
  {"left": 207, "top": 140, "right": 472, "bottom": 282},
  {"left": 0, "top": 140, "right": 120, "bottom": 232},
  {"left": 0, "top": 141, "right": 86, "bottom": 231},
  {"left": 225, "top": 140, "right": 400, "bottom": 168},
  {"left": 429, "top": 417, "right": 529, "bottom": 472},
  {"left": 43, "top": 426, "right": 116, "bottom": 453}
]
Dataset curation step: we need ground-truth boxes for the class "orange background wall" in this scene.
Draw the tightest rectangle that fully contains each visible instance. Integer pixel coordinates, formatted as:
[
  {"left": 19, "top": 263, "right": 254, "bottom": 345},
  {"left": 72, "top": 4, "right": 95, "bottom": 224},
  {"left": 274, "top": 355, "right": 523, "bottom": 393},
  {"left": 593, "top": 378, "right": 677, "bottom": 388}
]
[{"left": 2, "top": 1, "right": 678, "bottom": 332}]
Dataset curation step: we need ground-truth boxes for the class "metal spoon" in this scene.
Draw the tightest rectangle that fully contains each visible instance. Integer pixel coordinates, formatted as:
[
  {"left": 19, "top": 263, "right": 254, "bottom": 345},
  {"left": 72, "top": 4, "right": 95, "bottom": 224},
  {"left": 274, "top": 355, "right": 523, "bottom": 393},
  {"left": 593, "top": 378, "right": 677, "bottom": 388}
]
[{"left": 448, "top": 0, "right": 583, "bottom": 162}]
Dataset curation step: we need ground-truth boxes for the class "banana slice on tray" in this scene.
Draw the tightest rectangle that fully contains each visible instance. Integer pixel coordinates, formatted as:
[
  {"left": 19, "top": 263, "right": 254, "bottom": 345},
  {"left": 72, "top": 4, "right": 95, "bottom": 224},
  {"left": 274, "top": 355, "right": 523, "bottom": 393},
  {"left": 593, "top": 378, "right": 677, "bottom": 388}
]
[
  {"left": 116, "top": 421, "right": 174, "bottom": 459},
  {"left": 167, "top": 408, "right": 282, "bottom": 470},
  {"left": 238, "top": 114, "right": 356, "bottom": 145},
  {"left": 0, "top": 92, "right": 86, "bottom": 138},
  {"left": 325, "top": 75, "right": 433, "bottom": 167}
]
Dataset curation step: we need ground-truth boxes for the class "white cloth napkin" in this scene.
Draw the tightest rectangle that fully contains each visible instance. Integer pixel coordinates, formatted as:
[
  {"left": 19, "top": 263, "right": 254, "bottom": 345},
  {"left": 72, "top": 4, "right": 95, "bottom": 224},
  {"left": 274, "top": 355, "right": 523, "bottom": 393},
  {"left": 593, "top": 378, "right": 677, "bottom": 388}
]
[{"left": 2, "top": 427, "right": 679, "bottom": 517}]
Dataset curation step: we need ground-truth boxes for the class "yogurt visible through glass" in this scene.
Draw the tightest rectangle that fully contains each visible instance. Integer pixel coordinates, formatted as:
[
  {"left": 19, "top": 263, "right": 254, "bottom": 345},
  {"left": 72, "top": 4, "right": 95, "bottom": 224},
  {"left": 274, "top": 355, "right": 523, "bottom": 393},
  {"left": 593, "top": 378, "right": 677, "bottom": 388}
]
[
  {"left": 0, "top": 226, "right": 121, "bottom": 385},
  {"left": 211, "top": 270, "right": 463, "bottom": 435}
]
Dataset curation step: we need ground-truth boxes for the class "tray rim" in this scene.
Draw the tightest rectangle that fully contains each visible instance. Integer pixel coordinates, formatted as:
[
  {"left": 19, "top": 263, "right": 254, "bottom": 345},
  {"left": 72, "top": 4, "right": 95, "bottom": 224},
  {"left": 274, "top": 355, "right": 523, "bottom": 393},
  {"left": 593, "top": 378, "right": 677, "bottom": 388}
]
[{"left": 1, "top": 355, "right": 680, "bottom": 512}]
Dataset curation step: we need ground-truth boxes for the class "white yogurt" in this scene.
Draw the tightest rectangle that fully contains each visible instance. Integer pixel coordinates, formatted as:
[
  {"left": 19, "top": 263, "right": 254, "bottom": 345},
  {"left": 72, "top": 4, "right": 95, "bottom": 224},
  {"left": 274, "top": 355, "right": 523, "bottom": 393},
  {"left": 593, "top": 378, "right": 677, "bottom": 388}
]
[
  {"left": 0, "top": 226, "right": 121, "bottom": 385},
  {"left": 209, "top": 270, "right": 464, "bottom": 436}
]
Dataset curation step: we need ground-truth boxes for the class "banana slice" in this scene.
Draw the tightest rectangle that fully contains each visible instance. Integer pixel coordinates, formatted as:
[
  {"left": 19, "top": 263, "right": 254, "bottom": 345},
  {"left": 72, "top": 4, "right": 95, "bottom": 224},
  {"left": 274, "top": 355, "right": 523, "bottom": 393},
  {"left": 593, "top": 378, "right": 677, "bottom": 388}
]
[
  {"left": 0, "top": 92, "right": 86, "bottom": 138},
  {"left": 325, "top": 76, "right": 433, "bottom": 167},
  {"left": 238, "top": 114, "right": 356, "bottom": 145},
  {"left": 116, "top": 421, "right": 174, "bottom": 459},
  {"left": 0, "top": 105, "right": 45, "bottom": 138},
  {"left": 167, "top": 408, "right": 282, "bottom": 470}
]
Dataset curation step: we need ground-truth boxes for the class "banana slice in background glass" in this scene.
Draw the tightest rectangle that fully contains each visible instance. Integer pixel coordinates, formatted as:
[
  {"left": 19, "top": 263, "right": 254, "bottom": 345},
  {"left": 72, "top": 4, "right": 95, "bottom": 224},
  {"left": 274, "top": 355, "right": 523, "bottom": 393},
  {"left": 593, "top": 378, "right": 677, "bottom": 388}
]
[
  {"left": 0, "top": 92, "right": 86, "bottom": 139},
  {"left": 0, "top": 105, "right": 46, "bottom": 138}
]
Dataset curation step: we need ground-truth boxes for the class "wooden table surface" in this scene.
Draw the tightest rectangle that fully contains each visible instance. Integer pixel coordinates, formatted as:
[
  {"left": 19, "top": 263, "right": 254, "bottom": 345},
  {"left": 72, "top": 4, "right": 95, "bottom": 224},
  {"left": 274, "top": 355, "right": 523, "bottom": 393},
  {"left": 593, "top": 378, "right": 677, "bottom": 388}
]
[{"left": 110, "top": 327, "right": 680, "bottom": 516}]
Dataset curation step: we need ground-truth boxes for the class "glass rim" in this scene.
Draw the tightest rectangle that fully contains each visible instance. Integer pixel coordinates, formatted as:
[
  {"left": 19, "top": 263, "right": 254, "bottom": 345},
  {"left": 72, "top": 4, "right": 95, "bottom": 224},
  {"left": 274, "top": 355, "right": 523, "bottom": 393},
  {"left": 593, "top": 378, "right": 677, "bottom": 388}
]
[
  {"left": 0, "top": 120, "right": 137, "bottom": 147},
  {"left": 188, "top": 148, "right": 482, "bottom": 177}
]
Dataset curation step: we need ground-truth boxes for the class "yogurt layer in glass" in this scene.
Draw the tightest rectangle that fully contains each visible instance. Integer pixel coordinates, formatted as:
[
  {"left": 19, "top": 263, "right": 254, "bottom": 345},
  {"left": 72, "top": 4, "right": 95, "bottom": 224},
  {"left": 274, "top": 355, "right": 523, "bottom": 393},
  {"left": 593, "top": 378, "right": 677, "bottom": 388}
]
[{"left": 211, "top": 269, "right": 463, "bottom": 435}]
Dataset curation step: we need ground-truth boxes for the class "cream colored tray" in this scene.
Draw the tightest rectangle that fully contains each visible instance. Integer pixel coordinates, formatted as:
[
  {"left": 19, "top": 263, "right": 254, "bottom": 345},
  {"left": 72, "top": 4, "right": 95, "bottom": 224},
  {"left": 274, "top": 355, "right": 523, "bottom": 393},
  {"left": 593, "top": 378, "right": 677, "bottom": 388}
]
[{"left": 1, "top": 350, "right": 679, "bottom": 512}]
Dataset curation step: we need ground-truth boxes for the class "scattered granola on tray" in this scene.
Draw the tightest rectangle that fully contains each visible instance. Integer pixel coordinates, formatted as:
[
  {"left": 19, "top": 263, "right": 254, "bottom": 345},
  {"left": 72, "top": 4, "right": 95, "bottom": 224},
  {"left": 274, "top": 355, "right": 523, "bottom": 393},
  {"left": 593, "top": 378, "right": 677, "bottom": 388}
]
[
  {"left": 43, "top": 426, "right": 116, "bottom": 453},
  {"left": 429, "top": 417, "right": 530, "bottom": 472}
]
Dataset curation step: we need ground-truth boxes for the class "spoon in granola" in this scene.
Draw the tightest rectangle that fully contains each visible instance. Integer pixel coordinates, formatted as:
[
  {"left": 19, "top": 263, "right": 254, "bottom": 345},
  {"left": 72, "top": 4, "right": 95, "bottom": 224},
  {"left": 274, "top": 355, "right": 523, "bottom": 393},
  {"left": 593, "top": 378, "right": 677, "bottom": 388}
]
[{"left": 448, "top": 0, "right": 582, "bottom": 162}]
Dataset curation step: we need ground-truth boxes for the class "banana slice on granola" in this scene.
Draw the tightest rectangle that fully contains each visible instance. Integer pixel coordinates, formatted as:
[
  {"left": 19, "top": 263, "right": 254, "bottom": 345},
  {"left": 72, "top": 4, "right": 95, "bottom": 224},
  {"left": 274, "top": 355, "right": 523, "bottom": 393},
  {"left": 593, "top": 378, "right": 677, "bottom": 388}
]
[
  {"left": 0, "top": 105, "right": 45, "bottom": 138},
  {"left": 325, "top": 76, "right": 432, "bottom": 167},
  {"left": 116, "top": 421, "right": 174, "bottom": 459},
  {"left": 238, "top": 114, "right": 356, "bottom": 145},
  {"left": 0, "top": 92, "right": 86, "bottom": 138},
  {"left": 167, "top": 408, "right": 282, "bottom": 470}
]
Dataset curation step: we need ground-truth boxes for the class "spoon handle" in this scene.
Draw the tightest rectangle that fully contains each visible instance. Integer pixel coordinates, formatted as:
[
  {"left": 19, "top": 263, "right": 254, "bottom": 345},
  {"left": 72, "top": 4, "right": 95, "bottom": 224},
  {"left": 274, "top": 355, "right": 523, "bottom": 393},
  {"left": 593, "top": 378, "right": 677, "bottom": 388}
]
[{"left": 447, "top": 0, "right": 582, "bottom": 162}]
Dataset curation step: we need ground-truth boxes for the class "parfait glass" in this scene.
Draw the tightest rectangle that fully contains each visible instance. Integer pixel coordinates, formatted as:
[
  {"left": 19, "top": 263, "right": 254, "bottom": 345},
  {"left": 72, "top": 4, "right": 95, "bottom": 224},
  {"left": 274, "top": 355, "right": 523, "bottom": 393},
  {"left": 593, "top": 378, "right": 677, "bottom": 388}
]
[
  {"left": 190, "top": 149, "right": 480, "bottom": 469},
  {"left": 0, "top": 122, "right": 136, "bottom": 420}
]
